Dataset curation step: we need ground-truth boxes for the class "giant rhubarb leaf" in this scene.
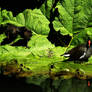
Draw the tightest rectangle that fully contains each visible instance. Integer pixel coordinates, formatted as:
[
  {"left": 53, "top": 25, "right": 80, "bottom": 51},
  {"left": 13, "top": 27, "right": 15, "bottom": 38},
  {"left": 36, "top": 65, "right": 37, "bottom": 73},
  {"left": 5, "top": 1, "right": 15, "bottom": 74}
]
[
  {"left": 0, "top": 9, "right": 50, "bottom": 35},
  {"left": 40, "top": 0, "right": 92, "bottom": 41}
]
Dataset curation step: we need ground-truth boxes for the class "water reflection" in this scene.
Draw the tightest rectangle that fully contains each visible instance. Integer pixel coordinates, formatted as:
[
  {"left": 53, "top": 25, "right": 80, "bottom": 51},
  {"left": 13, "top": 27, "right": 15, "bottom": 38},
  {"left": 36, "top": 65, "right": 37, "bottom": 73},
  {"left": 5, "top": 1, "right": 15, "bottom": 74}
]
[
  {"left": 0, "top": 74, "right": 92, "bottom": 92},
  {"left": 41, "top": 77, "right": 92, "bottom": 92}
]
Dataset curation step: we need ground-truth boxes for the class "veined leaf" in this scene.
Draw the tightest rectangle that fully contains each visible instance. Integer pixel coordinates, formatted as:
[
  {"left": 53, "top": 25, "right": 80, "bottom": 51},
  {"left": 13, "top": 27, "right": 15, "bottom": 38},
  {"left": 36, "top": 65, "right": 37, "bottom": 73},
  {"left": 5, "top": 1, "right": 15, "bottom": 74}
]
[
  {"left": 55, "top": 4, "right": 73, "bottom": 33},
  {"left": 40, "top": 0, "right": 54, "bottom": 19},
  {"left": 0, "top": 9, "right": 50, "bottom": 35},
  {"left": 23, "top": 9, "right": 50, "bottom": 35},
  {"left": 50, "top": 0, "right": 92, "bottom": 37},
  {"left": 53, "top": 19, "right": 73, "bottom": 36}
]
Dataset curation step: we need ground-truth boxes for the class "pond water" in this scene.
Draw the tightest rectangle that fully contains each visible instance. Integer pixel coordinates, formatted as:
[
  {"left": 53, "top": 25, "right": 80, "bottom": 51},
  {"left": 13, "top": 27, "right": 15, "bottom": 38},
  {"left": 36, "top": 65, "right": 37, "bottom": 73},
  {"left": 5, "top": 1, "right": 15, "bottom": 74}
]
[{"left": 0, "top": 74, "right": 92, "bottom": 92}]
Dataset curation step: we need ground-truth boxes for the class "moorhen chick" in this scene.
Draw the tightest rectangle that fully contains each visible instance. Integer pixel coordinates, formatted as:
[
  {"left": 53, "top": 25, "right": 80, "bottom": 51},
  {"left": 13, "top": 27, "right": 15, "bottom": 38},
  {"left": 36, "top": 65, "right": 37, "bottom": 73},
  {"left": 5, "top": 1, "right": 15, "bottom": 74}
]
[{"left": 61, "top": 39, "right": 92, "bottom": 61}]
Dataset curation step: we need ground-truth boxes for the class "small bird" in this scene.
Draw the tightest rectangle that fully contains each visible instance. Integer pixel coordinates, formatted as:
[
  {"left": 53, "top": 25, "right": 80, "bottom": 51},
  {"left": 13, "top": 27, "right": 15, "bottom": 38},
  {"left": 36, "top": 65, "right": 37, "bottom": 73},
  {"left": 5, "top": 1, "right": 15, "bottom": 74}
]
[{"left": 61, "top": 39, "right": 92, "bottom": 61}]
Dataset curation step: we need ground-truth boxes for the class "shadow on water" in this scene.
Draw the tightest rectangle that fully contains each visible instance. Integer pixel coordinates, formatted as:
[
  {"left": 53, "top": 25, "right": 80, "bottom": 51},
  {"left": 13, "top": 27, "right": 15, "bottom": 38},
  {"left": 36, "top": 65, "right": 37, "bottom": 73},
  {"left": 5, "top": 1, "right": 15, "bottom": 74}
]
[{"left": 0, "top": 74, "right": 43, "bottom": 92}]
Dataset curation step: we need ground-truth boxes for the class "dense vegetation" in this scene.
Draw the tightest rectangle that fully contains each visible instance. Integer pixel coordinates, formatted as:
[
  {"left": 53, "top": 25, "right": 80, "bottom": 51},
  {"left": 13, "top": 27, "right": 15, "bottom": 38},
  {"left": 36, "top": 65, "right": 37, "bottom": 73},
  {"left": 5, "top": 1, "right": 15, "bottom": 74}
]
[{"left": 0, "top": 0, "right": 92, "bottom": 91}]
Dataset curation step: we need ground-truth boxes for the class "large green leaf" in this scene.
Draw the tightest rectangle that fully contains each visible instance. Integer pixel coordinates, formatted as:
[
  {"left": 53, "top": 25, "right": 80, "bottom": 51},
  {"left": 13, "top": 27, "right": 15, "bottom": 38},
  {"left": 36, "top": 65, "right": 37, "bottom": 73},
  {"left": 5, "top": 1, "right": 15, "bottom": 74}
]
[
  {"left": 23, "top": 9, "right": 50, "bottom": 35},
  {"left": 0, "top": 9, "right": 50, "bottom": 35},
  {"left": 52, "top": 0, "right": 92, "bottom": 36},
  {"left": 40, "top": 0, "right": 54, "bottom": 19},
  {"left": 28, "top": 34, "right": 66, "bottom": 57},
  {"left": 55, "top": 4, "right": 73, "bottom": 34}
]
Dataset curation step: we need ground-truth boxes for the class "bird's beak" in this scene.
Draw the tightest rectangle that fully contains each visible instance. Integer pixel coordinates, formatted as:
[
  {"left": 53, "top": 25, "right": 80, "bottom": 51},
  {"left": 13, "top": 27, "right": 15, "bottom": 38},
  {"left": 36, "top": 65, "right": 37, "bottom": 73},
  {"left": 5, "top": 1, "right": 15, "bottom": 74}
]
[{"left": 88, "top": 40, "right": 91, "bottom": 48}]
